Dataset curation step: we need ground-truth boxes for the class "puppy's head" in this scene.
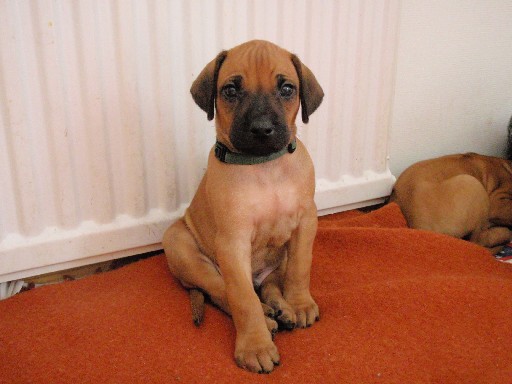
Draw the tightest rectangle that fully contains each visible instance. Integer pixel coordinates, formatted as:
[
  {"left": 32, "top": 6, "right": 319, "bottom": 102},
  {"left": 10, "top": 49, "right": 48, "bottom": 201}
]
[{"left": 191, "top": 40, "right": 324, "bottom": 156}]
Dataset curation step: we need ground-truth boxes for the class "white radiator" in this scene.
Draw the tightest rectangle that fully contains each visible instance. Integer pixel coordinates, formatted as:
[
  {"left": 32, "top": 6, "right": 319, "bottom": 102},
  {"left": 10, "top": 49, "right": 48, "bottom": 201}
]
[{"left": 0, "top": 0, "right": 399, "bottom": 282}]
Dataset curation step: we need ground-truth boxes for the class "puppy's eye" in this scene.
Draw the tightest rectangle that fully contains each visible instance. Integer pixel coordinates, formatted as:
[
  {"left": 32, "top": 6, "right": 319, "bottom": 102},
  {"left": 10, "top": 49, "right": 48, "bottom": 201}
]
[
  {"left": 280, "top": 83, "right": 295, "bottom": 98},
  {"left": 222, "top": 84, "right": 238, "bottom": 100}
]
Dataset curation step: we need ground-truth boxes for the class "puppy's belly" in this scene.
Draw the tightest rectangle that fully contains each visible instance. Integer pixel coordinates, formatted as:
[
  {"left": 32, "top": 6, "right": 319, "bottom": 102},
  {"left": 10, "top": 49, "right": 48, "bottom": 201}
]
[
  {"left": 252, "top": 263, "right": 279, "bottom": 287},
  {"left": 251, "top": 245, "right": 285, "bottom": 287}
]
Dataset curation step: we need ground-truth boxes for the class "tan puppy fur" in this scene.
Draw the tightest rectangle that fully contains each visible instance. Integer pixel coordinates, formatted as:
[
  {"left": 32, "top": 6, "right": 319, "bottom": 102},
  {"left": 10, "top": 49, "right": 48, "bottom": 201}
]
[
  {"left": 162, "top": 40, "right": 323, "bottom": 373},
  {"left": 390, "top": 153, "right": 512, "bottom": 253}
]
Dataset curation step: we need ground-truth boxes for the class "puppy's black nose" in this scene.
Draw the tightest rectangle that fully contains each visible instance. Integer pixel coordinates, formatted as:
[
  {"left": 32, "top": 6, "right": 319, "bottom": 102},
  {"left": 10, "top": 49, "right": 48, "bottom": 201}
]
[{"left": 250, "top": 119, "right": 275, "bottom": 138}]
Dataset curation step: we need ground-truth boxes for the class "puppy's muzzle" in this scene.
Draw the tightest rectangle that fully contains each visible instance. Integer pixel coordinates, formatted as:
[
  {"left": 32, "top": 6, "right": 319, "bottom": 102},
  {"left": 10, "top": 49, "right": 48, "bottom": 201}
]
[
  {"left": 230, "top": 94, "right": 290, "bottom": 156},
  {"left": 250, "top": 117, "right": 276, "bottom": 138},
  {"left": 233, "top": 117, "right": 289, "bottom": 156}
]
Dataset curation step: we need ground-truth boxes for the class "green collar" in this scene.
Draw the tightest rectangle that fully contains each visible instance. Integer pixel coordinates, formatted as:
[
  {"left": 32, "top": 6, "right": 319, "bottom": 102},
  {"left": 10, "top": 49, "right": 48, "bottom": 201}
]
[{"left": 214, "top": 140, "right": 297, "bottom": 165}]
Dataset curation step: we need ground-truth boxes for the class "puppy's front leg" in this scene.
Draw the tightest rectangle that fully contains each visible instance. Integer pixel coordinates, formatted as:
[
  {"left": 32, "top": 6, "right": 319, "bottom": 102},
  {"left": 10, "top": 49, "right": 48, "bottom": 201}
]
[
  {"left": 215, "top": 235, "right": 280, "bottom": 373},
  {"left": 283, "top": 205, "right": 320, "bottom": 328}
]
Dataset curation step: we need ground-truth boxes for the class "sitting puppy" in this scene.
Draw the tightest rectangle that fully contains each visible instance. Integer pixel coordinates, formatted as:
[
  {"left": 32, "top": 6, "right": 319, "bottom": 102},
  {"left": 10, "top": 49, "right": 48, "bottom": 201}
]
[
  {"left": 162, "top": 40, "right": 323, "bottom": 373},
  {"left": 390, "top": 153, "right": 512, "bottom": 253}
]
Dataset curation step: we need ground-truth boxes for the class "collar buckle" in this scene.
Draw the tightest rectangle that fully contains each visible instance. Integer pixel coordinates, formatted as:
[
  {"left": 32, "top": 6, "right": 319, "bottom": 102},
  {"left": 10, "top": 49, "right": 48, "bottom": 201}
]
[{"left": 214, "top": 142, "right": 228, "bottom": 163}]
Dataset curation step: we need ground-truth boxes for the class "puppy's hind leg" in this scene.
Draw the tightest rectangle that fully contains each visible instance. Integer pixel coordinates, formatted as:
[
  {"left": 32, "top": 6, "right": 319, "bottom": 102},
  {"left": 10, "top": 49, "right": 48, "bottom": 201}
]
[
  {"left": 163, "top": 220, "right": 278, "bottom": 335},
  {"left": 163, "top": 219, "right": 229, "bottom": 325}
]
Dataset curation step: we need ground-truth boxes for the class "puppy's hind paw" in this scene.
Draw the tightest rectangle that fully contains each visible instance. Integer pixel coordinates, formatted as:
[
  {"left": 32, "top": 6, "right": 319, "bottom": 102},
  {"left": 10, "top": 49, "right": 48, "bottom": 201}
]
[
  {"left": 264, "top": 316, "right": 278, "bottom": 339},
  {"left": 261, "top": 302, "right": 276, "bottom": 318}
]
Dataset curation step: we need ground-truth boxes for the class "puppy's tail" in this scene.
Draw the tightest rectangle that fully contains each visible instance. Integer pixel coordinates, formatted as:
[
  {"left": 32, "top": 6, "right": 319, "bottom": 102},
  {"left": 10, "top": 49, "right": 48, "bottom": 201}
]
[
  {"left": 189, "top": 289, "right": 205, "bottom": 327},
  {"left": 507, "top": 114, "right": 512, "bottom": 160}
]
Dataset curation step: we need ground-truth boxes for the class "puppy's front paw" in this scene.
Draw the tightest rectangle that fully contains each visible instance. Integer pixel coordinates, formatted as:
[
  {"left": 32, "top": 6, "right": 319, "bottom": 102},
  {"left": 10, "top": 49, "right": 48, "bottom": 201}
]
[
  {"left": 286, "top": 294, "right": 319, "bottom": 329},
  {"left": 234, "top": 335, "right": 280, "bottom": 374}
]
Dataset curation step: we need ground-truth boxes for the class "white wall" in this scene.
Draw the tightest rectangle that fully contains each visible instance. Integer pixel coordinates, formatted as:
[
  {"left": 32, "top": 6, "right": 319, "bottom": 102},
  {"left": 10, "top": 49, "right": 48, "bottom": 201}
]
[
  {"left": 3, "top": 0, "right": 511, "bottom": 282},
  {"left": 390, "top": 0, "right": 512, "bottom": 176},
  {"left": 0, "top": 0, "right": 398, "bottom": 282}
]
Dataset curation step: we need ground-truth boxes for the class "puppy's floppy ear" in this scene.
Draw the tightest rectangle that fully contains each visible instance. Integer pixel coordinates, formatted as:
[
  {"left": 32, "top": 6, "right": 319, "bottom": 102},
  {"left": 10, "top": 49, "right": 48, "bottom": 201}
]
[
  {"left": 190, "top": 50, "right": 228, "bottom": 121},
  {"left": 291, "top": 54, "right": 324, "bottom": 124}
]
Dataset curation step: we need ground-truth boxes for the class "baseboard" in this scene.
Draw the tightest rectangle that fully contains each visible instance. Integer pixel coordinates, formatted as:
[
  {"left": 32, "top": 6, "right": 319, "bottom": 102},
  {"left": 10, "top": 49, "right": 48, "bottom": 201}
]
[
  {"left": 0, "top": 208, "right": 182, "bottom": 283},
  {"left": 315, "top": 170, "right": 395, "bottom": 216},
  {"left": 0, "top": 171, "right": 395, "bottom": 283}
]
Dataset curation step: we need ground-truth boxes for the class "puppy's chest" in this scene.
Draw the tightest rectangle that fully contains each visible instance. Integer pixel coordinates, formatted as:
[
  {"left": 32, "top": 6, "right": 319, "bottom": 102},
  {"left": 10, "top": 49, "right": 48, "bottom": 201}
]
[
  {"left": 248, "top": 188, "right": 302, "bottom": 284},
  {"left": 250, "top": 186, "right": 302, "bottom": 250}
]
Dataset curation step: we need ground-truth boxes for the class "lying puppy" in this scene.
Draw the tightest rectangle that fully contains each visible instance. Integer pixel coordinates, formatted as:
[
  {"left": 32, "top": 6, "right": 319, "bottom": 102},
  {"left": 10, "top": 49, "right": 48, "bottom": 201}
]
[
  {"left": 162, "top": 40, "right": 323, "bottom": 373},
  {"left": 390, "top": 153, "right": 512, "bottom": 253}
]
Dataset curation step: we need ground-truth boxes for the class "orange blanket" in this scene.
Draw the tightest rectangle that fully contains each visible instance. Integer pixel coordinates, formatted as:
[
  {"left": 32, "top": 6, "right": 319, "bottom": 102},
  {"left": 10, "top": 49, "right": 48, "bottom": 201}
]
[{"left": 1, "top": 203, "right": 512, "bottom": 383}]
